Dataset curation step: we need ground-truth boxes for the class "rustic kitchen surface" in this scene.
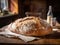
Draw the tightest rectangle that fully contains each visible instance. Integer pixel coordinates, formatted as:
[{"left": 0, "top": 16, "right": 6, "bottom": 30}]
[{"left": 0, "top": 31, "right": 60, "bottom": 44}]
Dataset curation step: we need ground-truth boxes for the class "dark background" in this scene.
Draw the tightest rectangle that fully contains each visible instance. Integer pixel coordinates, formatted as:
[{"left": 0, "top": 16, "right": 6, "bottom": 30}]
[
  {"left": 47, "top": 0, "right": 60, "bottom": 23},
  {"left": 0, "top": 0, "right": 60, "bottom": 28}
]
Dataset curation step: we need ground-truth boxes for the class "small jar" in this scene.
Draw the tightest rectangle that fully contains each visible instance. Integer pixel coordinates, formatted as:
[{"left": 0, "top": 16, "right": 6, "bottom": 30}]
[{"left": 50, "top": 17, "right": 56, "bottom": 26}]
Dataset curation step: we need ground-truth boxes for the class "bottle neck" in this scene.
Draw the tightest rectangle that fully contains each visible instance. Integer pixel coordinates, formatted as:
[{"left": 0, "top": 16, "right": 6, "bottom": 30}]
[{"left": 47, "top": 6, "right": 53, "bottom": 17}]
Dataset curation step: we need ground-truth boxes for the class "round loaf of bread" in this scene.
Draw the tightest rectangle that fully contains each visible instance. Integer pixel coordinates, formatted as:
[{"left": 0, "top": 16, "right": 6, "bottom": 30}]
[{"left": 9, "top": 16, "right": 52, "bottom": 36}]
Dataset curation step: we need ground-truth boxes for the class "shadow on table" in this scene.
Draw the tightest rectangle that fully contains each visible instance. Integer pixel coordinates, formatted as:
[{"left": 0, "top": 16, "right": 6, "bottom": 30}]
[{"left": 38, "top": 32, "right": 60, "bottom": 39}]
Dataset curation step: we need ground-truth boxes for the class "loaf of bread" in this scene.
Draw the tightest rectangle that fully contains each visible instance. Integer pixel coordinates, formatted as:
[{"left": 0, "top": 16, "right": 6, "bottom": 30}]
[{"left": 5, "top": 16, "right": 52, "bottom": 36}]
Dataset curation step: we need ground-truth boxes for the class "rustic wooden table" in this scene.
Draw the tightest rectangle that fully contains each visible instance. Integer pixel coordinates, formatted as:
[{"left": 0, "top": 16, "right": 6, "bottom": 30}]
[
  {"left": 0, "top": 33, "right": 60, "bottom": 44},
  {"left": 0, "top": 21, "right": 60, "bottom": 44}
]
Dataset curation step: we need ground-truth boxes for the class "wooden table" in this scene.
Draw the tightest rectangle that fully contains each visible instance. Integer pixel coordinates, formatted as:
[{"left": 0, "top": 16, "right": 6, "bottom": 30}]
[
  {"left": 0, "top": 35, "right": 60, "bottom": 44},
  {"left": 0, "top": 30, "right": 60, "bottom": 44},
  {"left": 0, "top": 22, "right": 60, "bottom": 44}
]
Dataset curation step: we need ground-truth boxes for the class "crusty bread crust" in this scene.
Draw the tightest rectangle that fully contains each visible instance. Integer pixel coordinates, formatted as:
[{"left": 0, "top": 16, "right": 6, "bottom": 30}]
[{"left": 5, "top": 16, "right": 52, "bottom": 36}]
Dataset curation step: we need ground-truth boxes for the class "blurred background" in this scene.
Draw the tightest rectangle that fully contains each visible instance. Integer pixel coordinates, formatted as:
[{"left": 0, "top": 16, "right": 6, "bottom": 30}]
[{"left": 0, "top": 0, "right": 60, "bottom": 27}]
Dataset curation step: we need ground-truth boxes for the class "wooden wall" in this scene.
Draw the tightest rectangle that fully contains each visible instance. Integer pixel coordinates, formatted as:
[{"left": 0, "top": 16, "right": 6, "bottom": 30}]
[
  {"left": 0, "top": 0, "right": 60, "bottom": 28},
  {"left": 30, "top": 0, "right": 46, "bottom": 19},
  {"left": 18, "top": 0, "right": 47, "bottom": 19}
]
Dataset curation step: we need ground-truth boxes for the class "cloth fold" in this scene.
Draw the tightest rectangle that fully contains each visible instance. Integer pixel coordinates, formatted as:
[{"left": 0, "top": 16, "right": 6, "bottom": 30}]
[{"left": 0, "top": 29, "right": 40, "bottom": 42}]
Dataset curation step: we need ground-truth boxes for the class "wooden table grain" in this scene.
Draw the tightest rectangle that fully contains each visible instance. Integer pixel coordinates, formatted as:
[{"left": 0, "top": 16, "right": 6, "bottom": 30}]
[
  {"left": 0, "top": 22, "right": 60, "bottom": 44},
  {"left": 0, "top": 32, "right": 60, "bottom": 44}
]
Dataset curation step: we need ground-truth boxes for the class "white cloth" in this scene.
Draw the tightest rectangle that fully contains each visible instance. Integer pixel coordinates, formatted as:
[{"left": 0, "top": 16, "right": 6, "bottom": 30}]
[{"left": 0, "top": 29, "right": 39, "bottom": 42}]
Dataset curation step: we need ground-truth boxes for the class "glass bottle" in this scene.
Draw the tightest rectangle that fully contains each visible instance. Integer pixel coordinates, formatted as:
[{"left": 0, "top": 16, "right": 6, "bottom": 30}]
[{"left": 47, "top": 5, "right": 53, "bottom": 24}]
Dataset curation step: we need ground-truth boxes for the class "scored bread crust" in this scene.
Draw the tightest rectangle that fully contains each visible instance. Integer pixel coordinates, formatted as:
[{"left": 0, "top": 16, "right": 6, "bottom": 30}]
[{"left": 7, "top": 16, "right": 52, "bottom": 36}]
